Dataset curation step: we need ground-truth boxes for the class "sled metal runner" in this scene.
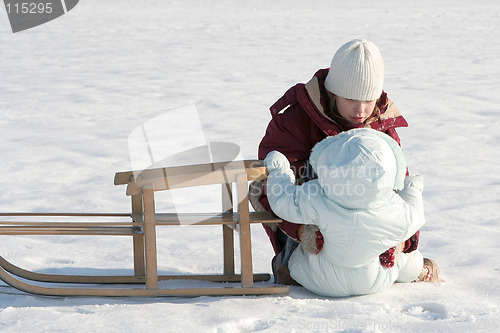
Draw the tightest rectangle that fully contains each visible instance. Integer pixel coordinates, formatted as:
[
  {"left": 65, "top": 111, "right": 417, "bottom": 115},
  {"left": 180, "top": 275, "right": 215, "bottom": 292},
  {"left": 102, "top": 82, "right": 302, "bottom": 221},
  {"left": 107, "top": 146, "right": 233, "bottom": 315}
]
[{"left": 0, "top": 160, "right": 289, "bottom": 297}]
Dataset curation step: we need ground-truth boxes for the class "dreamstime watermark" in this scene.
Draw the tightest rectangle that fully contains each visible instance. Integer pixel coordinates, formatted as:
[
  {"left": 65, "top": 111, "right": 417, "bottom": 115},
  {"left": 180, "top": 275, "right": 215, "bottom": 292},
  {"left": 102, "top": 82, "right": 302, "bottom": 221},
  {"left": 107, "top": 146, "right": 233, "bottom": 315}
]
[
  {"left": 3, "top": 0, "right": 79, "bottom": 33},
  {"left": 127, "top": 104, "right": 245, "bottom": 225}
]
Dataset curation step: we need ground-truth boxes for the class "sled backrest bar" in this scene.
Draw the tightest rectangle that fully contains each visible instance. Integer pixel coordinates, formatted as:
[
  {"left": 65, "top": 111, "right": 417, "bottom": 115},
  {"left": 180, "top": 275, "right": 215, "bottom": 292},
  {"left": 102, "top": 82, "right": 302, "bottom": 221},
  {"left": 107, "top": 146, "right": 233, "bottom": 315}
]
[{"left": 114, "top": 160, "right": 268, "bottom": 195}]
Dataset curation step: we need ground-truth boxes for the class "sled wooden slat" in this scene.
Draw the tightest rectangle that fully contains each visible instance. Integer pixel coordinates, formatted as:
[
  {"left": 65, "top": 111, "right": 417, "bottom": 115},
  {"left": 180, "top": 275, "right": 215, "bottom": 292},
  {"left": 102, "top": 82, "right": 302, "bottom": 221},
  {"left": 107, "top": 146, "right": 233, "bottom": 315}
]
[
  {"left": 0, "top": 213, "right": 131, "bottom": 217},
  {"left": 0, "top": 218, "right": 141, "bottom": 236},
  {"left": 113, "top": 160, "right": 267, "bottom": 186},
  {"left": 0, "top": 159, "right": 289, "bottom": 297},
  {"left": 0, "top": 264, "right": 289, "bottom": 297},
  {"left": 0, "top": 229, "right": 138, "bottom": 236},
  {"left": 0, "top": 256, "right": 272, "bottom": 284},
  {"left": 129, "top": 212, "right": 281, "bottom": 226},
  {"left": 115, "top": 160, "right": 268, "bottom": 196},
  {"left": 0, "top": 222, "right": 140, "bottom": 226}
]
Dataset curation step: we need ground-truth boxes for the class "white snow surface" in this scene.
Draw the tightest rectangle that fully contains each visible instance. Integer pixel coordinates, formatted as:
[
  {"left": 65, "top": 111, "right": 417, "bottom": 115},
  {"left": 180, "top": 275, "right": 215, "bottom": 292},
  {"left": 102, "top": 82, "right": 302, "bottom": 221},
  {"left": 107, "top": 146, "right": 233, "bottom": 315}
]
[{"left": 1, "top": 0, "right": 499, "bottom": 332}]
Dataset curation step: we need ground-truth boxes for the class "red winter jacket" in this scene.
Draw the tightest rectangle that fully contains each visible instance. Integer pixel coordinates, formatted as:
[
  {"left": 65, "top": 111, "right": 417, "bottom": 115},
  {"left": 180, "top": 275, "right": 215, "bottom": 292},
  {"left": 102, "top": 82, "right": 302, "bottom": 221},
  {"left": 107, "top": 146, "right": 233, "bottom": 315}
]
[{"left": 258, "top": 68, "right": 419, "bottom": 257}]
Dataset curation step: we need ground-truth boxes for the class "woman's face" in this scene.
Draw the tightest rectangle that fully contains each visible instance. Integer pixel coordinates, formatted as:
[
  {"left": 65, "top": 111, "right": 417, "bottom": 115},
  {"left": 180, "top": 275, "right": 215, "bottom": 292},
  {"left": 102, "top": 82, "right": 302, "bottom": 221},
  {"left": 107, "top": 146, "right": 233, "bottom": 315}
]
[{"left": 336, "top": 96, "right": 376, "bottom": 124}]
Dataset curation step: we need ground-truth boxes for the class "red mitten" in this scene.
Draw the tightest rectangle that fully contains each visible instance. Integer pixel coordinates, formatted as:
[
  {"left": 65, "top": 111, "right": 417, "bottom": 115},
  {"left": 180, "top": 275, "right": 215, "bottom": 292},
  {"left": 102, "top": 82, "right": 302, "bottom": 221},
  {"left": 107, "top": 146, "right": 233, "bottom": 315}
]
[
  {"left": 380, "top": 242, "right": 406, "bottom": 268},
  {"left": 379, "top": 247, "right": 396, "bottom": 268},
  {"left": 403, "top": 231, "right": 420, "bottom": 253}
]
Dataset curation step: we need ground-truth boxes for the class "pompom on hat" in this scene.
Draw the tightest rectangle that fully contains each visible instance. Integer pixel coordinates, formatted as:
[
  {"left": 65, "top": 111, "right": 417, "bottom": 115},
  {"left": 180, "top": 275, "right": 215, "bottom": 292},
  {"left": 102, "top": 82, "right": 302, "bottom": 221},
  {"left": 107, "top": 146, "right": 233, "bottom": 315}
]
[{"left": 325, "top": 39, "right": 384, "bottom": 101}]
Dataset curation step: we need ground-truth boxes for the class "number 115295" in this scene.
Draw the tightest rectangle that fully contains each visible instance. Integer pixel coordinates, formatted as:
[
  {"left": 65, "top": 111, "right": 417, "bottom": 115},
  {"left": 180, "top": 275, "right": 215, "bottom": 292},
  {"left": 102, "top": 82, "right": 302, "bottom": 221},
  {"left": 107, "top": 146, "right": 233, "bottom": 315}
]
[{"left": 6, "top": 2, "right": 54, "bottom": 14}]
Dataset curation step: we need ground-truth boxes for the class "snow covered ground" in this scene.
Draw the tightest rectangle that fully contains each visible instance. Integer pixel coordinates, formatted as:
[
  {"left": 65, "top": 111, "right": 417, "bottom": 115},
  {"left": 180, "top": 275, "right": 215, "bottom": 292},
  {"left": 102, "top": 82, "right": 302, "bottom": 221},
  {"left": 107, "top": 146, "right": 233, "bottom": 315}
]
[{"left": 1, "top": 0, "right": 499, "bottom": 331}]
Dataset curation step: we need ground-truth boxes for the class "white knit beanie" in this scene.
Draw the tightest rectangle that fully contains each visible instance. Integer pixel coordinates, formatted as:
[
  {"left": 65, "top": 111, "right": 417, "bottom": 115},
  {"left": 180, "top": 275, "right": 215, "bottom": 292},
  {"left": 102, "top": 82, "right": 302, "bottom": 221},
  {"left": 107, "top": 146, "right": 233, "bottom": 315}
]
[{"left": 324, "top": 39, "right": 384, "bottom": 101}]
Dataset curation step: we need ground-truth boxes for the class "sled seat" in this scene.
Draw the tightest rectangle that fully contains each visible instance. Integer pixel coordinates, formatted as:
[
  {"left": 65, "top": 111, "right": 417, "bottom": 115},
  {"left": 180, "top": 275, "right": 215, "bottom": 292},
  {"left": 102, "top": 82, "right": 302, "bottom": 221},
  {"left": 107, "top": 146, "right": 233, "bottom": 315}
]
[{"left": 0, "top": 160, "right": 289, "bottom": 297}]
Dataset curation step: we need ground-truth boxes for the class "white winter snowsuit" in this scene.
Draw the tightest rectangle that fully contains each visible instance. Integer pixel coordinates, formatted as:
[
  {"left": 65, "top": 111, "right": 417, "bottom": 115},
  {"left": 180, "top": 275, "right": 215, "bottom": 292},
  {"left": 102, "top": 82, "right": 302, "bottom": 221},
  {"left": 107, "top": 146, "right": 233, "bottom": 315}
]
[{"left": 264, "top": 128, "right": 425, "bottom": 297}]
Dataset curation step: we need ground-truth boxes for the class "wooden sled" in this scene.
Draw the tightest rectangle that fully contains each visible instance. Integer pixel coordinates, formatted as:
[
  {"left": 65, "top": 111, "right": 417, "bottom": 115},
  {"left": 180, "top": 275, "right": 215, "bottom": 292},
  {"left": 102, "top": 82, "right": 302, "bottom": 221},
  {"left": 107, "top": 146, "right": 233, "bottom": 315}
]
[{"left": 0, "top": 160, "right": 289, "bottom": 297}]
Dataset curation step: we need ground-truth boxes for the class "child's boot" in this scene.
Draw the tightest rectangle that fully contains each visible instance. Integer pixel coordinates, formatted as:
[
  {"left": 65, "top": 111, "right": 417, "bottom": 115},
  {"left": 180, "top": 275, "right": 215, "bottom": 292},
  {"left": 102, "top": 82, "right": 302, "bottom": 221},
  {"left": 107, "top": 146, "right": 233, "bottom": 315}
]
[{"left": 417, "top": 258, "right": 442, "bottom": 282}]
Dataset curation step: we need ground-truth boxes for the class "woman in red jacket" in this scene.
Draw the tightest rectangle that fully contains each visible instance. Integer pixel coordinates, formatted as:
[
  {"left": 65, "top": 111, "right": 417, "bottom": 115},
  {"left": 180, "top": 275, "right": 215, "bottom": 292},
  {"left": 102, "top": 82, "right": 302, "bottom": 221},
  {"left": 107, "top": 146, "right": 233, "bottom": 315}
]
[{"left": 250, "top": 39, "right": 421, "bottom": 285}]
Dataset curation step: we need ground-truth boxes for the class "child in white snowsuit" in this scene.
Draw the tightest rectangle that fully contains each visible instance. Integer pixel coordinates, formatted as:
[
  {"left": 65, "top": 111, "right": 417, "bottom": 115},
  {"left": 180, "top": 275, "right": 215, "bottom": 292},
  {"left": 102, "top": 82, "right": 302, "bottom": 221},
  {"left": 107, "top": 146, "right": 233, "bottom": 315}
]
[{"left": 264, "top": 128, "right": 432, "bottom": 297}]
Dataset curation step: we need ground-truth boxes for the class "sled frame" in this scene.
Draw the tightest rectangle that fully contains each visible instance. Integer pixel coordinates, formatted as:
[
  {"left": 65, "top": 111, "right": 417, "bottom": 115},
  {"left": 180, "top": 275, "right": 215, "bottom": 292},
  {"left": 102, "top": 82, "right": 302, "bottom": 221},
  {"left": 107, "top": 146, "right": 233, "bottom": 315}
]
[{"left": 0, "top": 160, "right": 289, "bottom": 297}]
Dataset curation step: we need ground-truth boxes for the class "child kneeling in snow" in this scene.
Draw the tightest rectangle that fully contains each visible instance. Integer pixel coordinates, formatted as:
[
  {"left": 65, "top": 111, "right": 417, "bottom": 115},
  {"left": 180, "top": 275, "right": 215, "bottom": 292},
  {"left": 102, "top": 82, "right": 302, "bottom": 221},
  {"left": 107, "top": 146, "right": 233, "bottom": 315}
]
[{"left": 264, "top": 128, "right": 440, "bottom": 297}]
